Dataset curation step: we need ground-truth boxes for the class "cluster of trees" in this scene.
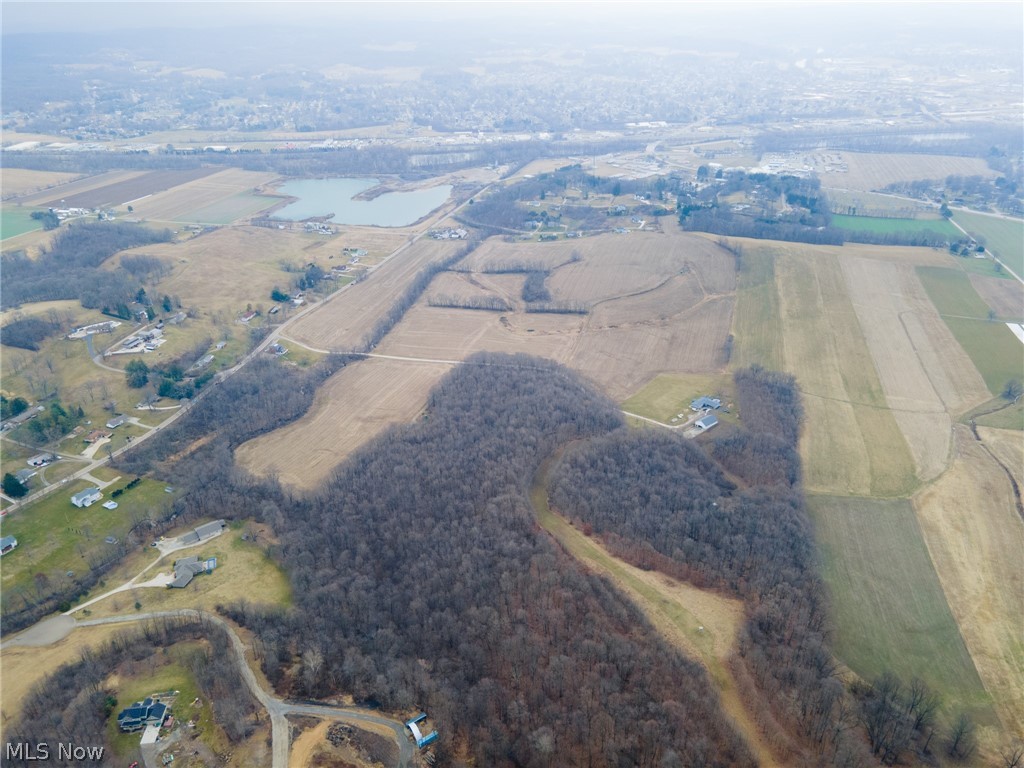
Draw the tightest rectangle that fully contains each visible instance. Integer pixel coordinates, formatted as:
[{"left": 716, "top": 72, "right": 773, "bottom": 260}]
[
  {"left": 21, "top": 400, "right": 83, "bottom": 445},
  {"left": 0, "top": 393, "right": 30, "bottom": 419},
  {"left": 679, "top": 171, "right": 957, "bottom": 247},
  {"left": 4, "top": 614, "right": 258, "bottom": 767},
  {"left": 125, "top": 337, "right": 216, "bottom": 399},
  {"left": 2, "top": 472, "right": 30, "bottom": 498},
  {"left": 884, "top": 173, "right": 1022, "bottom": 216},
  {"left": 1, "top": 315, "right": 65, "bottom": 351},
  {"left": 548, "top": 368, "right": 869, "bottom": 765},
  {"left": 521, "top": 270, "right": 551, "bottom": 302},
  {"left": 0, "top": 222, "right": 172, "bottom": 311},
  {"left": 218, "top": 354, "right": 755, "bottom": 767}
]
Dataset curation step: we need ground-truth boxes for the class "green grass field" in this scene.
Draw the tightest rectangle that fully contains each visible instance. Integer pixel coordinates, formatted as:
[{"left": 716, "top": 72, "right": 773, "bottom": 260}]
[
  {"left": 0, "top": 477, "right": 176, "bottom": 613},
  {"left": 808, "top": 495, "right": 995, "bottom": 723},
  {"left": 732, "top": 246, "right": 785, "bottom": 370},
  {"left": 953, "top": 211, "right": 1024, "bottom": 278},
  {"left": 0, "top": 207, "right": 45, "bottom": 240},
  {"left": 621, "top": 372, "right": 731, "bottom": 424},
  {"left": 918, "top": 266, "right": 1024, "bottom": 395},
  {"left": 831, "top": 213, "right": 959, "bottom": 238}
]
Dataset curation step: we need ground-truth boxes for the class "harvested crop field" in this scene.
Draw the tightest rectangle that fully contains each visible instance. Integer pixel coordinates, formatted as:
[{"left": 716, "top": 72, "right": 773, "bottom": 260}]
[
  {"left": 13, "top": 170, "right": 147, "bottom": 207},
  {"left": 817, "top": 151, "right": 996, "bottom": 192},
  {"left": 774, "top": 249, "right": 916, "bottom": 496},
  {"left": 570, "top": 295, "right": 734, "bottom": 399},
  {"left": 841, "top": 257, "right": 990, "bottom": 481},
  {"left": 286, "top": 238, "right": 464, "bottom": 351},
  {"left": 39, "top": 167, "right": 221, "bottom": 209},
  {"left": 547, "top": 232, "right": 734, "bottom": 305},
  {"left": 116, "top": 226, "right": 313, "bottom": 314},
  {"left": 969, "top": 273, "right": 1024, "bottom": 321},
  {"left": 462, "top": 237, "right": 587, "bottom": 273},
  {"left": 913, "top": 425, "right": 1024, "bottom": 738},
  {"left": 235, "top": 357, "right": 452, "bottom": 490},
  {"left": 808, "top": 495, "right": 994, "bottom": 722},
  {"left": 121, "top": 168, "right": 279, "bottom": 223},
  {"left": 1, "top": 168, "right": 82, "bottom": 199},
  {"left": 377, "top": 304, "right": 583, "bottom": 362},
  {"left": 426, "top": 271, "right": 510, "bottom": 306}
]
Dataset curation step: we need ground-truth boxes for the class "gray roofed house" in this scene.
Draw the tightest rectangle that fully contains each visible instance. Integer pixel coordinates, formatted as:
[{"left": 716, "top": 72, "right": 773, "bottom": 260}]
[
  {"left": 168, "top": 555, "right": 216, "bottom": 588},
  {"left": 690, "top": 396, "right": 722, "bottom": 411},
  {"left": 71, "top": 487, "right": 103, "bottom": 508},
  {"left": 105, "top": 415, "right": 128, "bottom": 429},
  {"left": 14, "top": 468, "right": 36, "bottom": 485},
  {"left": 0, "top": 535, "right": 18, "bottom": 556}
]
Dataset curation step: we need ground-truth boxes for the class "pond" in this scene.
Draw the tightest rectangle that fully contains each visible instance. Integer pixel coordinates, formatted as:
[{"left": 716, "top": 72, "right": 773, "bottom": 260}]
[{"left": 271, "top": 178, "right": 452, "bottom": 227}]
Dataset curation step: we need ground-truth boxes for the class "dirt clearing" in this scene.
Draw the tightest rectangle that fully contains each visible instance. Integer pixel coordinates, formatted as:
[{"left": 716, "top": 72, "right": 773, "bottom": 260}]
[{"left": 235, "top": 356, "right": 453, "bottom": 490}]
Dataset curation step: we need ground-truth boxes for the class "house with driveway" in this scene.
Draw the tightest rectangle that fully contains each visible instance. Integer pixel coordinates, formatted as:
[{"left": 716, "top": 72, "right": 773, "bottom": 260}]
[{"left": 71, "top": 487, "right": 102, "bottom": 508}]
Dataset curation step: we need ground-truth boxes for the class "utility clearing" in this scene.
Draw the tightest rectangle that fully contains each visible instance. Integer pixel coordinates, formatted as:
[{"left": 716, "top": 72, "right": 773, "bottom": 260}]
[{"left": 530, "top": 453, "right": 779, "bottom": 768}]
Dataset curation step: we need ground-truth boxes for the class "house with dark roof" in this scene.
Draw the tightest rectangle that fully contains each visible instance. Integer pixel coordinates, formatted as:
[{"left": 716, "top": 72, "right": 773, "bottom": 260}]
[
  {"left": 14, "top": 468, "right": 36, "bottom": 486},
  {"left": 168, "top": 555, "right": 217, "bottom": 589},
  {"left": 1, "top": 536, "right": 18, "bottom": 556},
  {"left": 117, "top": 698, "right": 168, "bottom": 732}
]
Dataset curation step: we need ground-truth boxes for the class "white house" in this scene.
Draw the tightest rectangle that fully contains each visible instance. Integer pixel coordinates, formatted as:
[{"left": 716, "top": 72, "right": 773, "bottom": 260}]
[{"left": 71, "top": 487, "right": 102, "bottom": 508}]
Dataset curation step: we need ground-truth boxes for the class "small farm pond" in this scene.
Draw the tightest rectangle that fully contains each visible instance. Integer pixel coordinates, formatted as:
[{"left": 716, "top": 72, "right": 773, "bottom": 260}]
[{"left": 271, "top": 178, "right": 452, "bottom": 227}]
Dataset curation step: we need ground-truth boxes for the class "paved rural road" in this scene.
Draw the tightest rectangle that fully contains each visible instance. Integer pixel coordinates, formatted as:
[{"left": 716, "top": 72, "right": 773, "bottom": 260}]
[{"left": 76, "top": 610, "right": 414, "bottom": 768}]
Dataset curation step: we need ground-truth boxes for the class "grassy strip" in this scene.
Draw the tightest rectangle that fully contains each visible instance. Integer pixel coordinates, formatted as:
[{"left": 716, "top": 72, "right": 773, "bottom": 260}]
[
  {"left": 807, "top": 494, "right": 995, "bottom": 723},
  {"left": 831, "top": 213, "right": 959, "bottom": 238}
]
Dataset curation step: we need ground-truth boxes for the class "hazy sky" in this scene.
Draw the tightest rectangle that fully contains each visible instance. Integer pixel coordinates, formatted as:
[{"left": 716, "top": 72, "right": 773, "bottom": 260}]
[{"left": 3, "top": 1, "right": 1022, "bottom": 44}]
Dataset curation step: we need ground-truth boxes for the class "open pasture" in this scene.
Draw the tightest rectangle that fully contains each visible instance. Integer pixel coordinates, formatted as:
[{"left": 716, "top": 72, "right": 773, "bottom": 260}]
[
  {"left": 774, "top": 249, "right": 916, "bottom": 496},
  {"left": 830, "top": 213, "right": 959, "bottom": 238},
  {"left": 913, "top": 426, "right": 1024, "bottom": 738},
  {"left": 816, "top": 151, "right": 996, "bottom": 192},
  {"left": 115, "top": 225, "right": 314, "bottom": 315},
  {"left": 1, "top": 168, "right": 83, "bottom": 200},
  {"left": 808, "top": 494, "right": 994, "bottom": 722},
  {"left": 377, "top": 304, "right": 583, "bottom": 362},
  {"left": 918, "top": 266, "right": 1024, "bottom": 395},
  {"left": 731, "top": 244, "right": 785, "bottom": 370},
  {"left": 969, "top": 274, "right": 1024, "bottom": 320},
  {"left": 1, "top": 623, "right": 125, "bottom": 722},
  {"left": 235, "top": 357, "right": 452, "bottom": 490},
  {"left": 13, "top": 170, "right": 147, "bottom": 207},
  {"left": 286, "top": 238, "right": 463, "bottom": 351},
  {"left": 120, "top": 168, "right": 279, "bottom": 224},
  {"left": 953, "top": 211, "right": 1024, "bottom": 278},
  {"left": 38, "top": 167, "right": 220, "bottom": 210},
  {"left": 824, "top": 187, "right": 933, "bottom": 217}
]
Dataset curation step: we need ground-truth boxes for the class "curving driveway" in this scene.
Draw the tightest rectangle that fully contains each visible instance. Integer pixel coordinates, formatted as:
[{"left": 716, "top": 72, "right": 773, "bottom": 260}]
[{"left": 76, "top": 610, "right": 414, "bottom": 768}]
